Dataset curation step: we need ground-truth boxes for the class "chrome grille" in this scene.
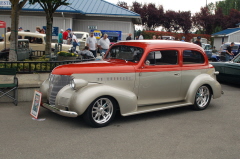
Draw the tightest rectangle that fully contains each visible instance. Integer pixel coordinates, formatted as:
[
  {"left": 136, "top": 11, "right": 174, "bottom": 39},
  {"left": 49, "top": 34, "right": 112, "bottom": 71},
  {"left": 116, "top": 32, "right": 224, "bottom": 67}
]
[{"left": 48, "top": 74, "right": 72, "bottom": 105}]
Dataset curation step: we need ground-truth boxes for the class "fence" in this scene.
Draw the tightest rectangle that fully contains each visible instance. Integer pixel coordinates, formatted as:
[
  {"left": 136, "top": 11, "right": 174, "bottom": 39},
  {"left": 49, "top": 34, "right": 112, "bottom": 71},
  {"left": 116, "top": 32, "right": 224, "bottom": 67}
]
[{"left": 0, "top": 59, "right": 94, "bottom": 74}]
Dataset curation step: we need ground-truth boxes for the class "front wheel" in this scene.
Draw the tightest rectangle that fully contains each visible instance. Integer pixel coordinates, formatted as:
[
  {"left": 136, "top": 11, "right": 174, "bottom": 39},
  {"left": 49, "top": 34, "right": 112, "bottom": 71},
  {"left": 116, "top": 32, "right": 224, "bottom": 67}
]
[
  {"left": 192, "top": 85, "right": 212, "bottom": 110},
  {"left": 83, "top": 96, "right": 117, "bottom": 127}
]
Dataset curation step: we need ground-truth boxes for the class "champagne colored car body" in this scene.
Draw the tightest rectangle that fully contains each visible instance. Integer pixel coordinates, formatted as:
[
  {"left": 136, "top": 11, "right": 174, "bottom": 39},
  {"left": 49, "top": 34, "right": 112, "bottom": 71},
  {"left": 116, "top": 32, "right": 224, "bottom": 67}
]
[{"left": 40, "top": 40, "right": 222, "bottom": 127}]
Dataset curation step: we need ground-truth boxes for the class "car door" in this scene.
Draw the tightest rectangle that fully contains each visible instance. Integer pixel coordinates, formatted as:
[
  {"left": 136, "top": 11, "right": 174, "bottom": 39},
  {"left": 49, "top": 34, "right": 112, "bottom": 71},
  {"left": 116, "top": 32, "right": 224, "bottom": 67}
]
[
  {"left": 137, "top": 50, "right": 182, "bottom": 106},
  {"left": 24, "top": 35, "right": 45, "bottom": 51},
  {"left": 223, "top": 55, "right": 240, "bottom": 83}
]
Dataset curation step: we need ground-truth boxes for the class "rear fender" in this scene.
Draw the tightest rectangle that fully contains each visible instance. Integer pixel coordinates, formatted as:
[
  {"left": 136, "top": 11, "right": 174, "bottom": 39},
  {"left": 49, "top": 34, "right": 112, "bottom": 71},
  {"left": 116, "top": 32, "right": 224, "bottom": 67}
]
[{"left": 185, "top": 74, "right": 222, "bottom": 104}]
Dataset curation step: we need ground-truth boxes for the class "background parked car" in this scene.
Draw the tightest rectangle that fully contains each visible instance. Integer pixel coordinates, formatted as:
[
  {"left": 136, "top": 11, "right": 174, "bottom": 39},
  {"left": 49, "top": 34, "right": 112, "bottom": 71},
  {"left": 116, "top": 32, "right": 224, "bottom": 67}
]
[
  {"left": 202, "top": 43, "right": 213, "bottom": 60},
  {"left": 72, "top": 31, "right": 89, "bottom": 48},
  {"left": 0, "top": 32, "right": 72, "bottom": 54},
  {"left": 210, "top": 53, "right": 240, "bottom": 84}
]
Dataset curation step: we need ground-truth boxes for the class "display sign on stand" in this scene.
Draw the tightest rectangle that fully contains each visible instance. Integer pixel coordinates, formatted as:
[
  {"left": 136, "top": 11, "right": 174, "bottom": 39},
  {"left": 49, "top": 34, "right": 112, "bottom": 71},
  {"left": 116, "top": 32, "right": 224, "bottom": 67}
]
[{"left": 30, "top": 90, "right": 42, "bottom": 119}]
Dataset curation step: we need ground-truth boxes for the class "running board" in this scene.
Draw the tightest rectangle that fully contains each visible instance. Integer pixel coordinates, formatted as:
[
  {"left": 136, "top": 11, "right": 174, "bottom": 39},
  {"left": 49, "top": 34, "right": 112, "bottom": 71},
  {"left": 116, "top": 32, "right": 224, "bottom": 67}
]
[{"left": 122, "top": 101, "right": 192, "bottom": 116}]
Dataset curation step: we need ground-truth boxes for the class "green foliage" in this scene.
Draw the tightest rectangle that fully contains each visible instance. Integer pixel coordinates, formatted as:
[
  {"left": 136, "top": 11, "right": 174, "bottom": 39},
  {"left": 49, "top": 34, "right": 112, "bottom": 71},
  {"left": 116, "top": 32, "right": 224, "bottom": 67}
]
[{"left": 57, "top": 51, "right": 78, "bottom": 57}]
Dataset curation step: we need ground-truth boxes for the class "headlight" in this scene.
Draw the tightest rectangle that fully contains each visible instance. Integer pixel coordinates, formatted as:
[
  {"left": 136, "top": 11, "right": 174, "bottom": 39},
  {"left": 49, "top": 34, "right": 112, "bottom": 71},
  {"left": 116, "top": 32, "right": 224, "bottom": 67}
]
[
  {"left": 70, "top": 79, "right": 76, "bottom": 90},
  {"left": 70, "top": 79, "right": 88, "bottom": 90}
]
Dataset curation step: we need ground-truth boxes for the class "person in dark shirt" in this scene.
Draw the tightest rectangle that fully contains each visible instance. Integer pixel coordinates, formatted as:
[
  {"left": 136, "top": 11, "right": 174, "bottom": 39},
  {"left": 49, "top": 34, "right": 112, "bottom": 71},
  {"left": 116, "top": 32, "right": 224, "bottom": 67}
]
[
  {"left": 194, "top": 36, "right": 202, "bottom": 47},
  {"left": 226, "top": 42, "right": 235, "bottom": 61},
  {"left": 126, "top": 33, "right": 132, "bottom": 40}
]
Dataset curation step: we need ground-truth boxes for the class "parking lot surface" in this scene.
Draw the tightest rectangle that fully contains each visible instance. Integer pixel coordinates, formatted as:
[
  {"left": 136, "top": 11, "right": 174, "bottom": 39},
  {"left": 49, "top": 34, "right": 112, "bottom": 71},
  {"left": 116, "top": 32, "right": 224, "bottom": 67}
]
[{"left": 0, "top": 84, "right": 240, "bottom": 159}]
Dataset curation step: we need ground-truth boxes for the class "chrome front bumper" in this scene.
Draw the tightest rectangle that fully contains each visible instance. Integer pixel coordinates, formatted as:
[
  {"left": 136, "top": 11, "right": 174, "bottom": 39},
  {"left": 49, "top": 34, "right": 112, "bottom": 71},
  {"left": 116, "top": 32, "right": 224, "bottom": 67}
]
[{"left": 42, "top": 103, "right": 78, "bottom": 117}]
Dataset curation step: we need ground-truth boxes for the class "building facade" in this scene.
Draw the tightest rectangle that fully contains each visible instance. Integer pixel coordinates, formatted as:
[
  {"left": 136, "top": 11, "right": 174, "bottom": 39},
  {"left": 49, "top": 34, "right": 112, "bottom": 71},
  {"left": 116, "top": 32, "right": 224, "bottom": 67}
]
[{"left": 0, "top": 0, "right": 141, "bottom": 41}]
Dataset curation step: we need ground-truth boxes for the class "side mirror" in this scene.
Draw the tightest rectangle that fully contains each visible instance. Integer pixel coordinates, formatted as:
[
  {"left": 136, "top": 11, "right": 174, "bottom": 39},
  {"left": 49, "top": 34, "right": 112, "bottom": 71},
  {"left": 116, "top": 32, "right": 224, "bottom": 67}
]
[{"left": 145, "top": 60, "right": 150, "bottom": 65}]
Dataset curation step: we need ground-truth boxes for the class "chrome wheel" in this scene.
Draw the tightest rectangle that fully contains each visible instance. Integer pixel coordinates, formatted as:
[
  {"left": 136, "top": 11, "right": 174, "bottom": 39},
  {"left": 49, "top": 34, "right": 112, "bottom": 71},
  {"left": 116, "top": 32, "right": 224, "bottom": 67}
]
[
  {"left": 192, "top": 85, "right": 212, "bottom": 110},
  {"left": 83, "top": 96, "right": 116, "bottom": 127},
  {"left": 196, "top": 86, "right": 210, "bottom": 108},
  {"left": 92, "top": 98, "right": 114, "bottom": 124}
]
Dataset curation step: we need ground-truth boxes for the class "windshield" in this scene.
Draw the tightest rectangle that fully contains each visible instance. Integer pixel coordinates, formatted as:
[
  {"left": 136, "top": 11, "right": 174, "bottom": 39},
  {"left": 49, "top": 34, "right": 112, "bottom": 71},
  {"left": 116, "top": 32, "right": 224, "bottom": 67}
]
[
  {"left": 233, "top": 54, "right": 240, "bottom": 63},
  {"left": 106, "top": 45, "right": 144, "bottom": 62},
  {"left": 75, "top": 34, "right": 83, "bottom": 39}
]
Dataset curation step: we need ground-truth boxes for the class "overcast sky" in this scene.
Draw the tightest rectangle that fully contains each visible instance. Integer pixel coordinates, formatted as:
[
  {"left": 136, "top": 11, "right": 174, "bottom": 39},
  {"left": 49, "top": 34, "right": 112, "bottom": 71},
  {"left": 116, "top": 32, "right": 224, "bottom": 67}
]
[{"left": 106, "top": 0, "right": 223, "bottom": 13}]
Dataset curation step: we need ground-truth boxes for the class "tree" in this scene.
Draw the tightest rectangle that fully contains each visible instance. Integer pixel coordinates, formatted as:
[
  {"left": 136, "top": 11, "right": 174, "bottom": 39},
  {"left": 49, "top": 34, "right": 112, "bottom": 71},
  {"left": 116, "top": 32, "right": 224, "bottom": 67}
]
[
  {"left": 216, "top": 0, "right": 240, "bottom": 15},
  {"left": 29, "top": 0, "right": 69, "bottom": 55},
  {"left": 162, "top": 10, "right": 177, "bottom": 32},
  {"left": 9, "top": 0, "right": 28, "bottom": 61},
  {"left": 117, "top": 1, "right": 128, "bottom": 10},
  {"left": 225, "top": 9, "right": 240, "bottom": 28},
  {"left": 177, "top": 11, "right": 192, "bottom": 34},
  {"left": 192, "top": 7, "right": 215, "bottom": 34}
]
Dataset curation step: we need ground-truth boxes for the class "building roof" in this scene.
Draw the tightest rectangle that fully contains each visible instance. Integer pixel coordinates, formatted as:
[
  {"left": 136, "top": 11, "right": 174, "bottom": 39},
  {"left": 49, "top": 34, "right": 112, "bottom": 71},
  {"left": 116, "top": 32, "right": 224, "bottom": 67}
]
[
  {"left": 0, "top": 0, "right": 140, "bottom": 18},
  {"left": 212, "top": 28, "right": 240, "bottom": 37}
]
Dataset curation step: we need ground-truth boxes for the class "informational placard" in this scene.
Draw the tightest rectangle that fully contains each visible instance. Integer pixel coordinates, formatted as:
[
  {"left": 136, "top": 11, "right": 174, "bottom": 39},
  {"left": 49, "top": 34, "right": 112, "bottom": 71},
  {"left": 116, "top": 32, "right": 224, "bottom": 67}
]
[
  {"left": 0, "top": 0, "right": 11, "bottom": 6},
  {"left": 30, "top": 90, "right": 42, "bottom": 119},
  {"left": 42, "top": 26, "right": 59, "bottom": 36}
]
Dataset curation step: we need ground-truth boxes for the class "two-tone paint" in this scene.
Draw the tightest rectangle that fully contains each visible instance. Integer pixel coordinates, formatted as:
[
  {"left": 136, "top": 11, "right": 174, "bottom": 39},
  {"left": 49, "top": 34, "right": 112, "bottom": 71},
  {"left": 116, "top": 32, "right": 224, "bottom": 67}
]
[{"left": 40, "top": 40, "right": 222, "bottom": 118}]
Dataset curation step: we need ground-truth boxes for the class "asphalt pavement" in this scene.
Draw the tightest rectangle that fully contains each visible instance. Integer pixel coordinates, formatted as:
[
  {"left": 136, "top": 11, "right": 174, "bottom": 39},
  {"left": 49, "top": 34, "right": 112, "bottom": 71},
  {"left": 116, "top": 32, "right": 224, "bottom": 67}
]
[{"left": 0, "top": 83, "right": 240, "bottom": 159}]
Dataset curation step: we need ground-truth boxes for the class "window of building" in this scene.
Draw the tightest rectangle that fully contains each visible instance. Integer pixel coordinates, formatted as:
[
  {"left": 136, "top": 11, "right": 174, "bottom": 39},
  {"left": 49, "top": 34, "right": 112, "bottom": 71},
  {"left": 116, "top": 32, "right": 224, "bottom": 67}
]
[
  {"left": 183, "top": 50, "right": 205, "bottom": 64},
  {"left": 146, "top": 50, "right": 178, "bottom": 65}
]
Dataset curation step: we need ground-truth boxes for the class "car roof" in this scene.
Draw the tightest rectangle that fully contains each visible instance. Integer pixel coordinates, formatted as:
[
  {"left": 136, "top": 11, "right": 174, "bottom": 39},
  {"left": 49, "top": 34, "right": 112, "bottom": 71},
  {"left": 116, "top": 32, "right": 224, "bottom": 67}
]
[
  {"left": 6, "top": 32, "right": 46, "bottom": 38},
  {"left": 115, "top": 40, "right": 204, "bottom": 50},
  {"left": 223, "top": 42, "right": 240, "bottom": 45}
]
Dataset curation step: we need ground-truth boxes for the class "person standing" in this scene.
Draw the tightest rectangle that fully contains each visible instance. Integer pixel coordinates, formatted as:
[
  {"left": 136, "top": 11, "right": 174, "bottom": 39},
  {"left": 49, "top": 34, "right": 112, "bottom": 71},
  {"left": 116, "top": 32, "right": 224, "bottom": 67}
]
[
  {"left": 98, "top": 34, "right": 110, "bottom": 54},
  {"left": 7, "top": 27, "right": 11, "bottom": 32},
  {"left": 139, "top": 34, "right": 144, "bottom": 40},
  {"left": 72, "top": 33, "right": 79, "bottom": 52},
  {"left": 226, "top": 42, "right": 235, "bottom": 61},
  {"left": 18, "top": 27, "right": 24, "bottom": 32},
  {"left": 86, "top": 32, "right": 97, "bottom": 57},
  {"left": 181, "top": 36, "right": 185, "bottom": 42},
  {"left": 35, "top": 26, "right": 41, "bottom": 33},
  {"left": 126, "top": 33, "right": 132, "bottom": 40},
  {"left": 194, "top": 36, "right": 202, "bottom": 47},
  {"left": 63, "top": 28, "right": 71, "bottom": 44},
  {"left": 58, "top": 29, "right": 63, "bottom": 44}
]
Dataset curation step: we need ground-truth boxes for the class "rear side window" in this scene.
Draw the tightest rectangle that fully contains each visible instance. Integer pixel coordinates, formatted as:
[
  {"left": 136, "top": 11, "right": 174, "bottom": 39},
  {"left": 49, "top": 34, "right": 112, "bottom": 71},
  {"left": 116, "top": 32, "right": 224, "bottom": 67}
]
[
  {"left": 146, "top": 50, "right": 178, "bottom": 65},
  {"left": 183, "top": 50, "right": 205, "bottom": 64},
  {"left": 25, "top": 36, "right": 43, "bottom": 44}
]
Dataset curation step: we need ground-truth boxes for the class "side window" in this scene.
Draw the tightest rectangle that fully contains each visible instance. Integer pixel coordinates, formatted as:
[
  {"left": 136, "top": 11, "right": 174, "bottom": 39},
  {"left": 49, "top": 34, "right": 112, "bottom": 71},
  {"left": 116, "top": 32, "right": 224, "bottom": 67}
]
[
  {"left": 25, "top": 36, "right": 43, "bottom": 44},
  {"left": 146, "top": 50, "right": 178, "bottom": 65},
  {"left": 183, "top": 50, "right": 205, "bottom": 64}
]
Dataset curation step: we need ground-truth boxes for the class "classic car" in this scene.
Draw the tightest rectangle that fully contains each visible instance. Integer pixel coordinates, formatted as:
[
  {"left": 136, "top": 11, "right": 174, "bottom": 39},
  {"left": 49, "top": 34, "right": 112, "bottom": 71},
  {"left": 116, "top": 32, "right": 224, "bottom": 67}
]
[
  {"left": 202, "top": 43, "right": 212, "bottom": 59},
  {"left": 210, "top": 53, "right": 240, "bottom": 85},
  {"left": 0, "top": 32, "right": 72, "bottom": 53},
  {"left": 0, "top": 39, "right": 31, "bottom": 61},
  {"left": 212, "top": 42, "right": 240, "bottom": 62},
  {"left": 40, "top": 40, "right": 222, "bottom": 127}
]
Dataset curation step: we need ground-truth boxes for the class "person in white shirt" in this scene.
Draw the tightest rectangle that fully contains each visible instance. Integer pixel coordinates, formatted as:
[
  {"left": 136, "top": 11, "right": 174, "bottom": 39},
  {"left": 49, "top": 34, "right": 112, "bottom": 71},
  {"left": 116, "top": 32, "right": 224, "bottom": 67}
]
[
  {"left": 139, "top": 34, "right": 144, "bottom": 40},
  {"left": 86, "top": 32, "right": 97, "bottom": 57},
  {"left": 72, "top": 33, "right": 79, "bottom": 52},
  {"left": 98, "top": 34, "right": 110, "bottom": 54},
  {"left": 35, "top": 26, "right": 41, "bottom": 33}
]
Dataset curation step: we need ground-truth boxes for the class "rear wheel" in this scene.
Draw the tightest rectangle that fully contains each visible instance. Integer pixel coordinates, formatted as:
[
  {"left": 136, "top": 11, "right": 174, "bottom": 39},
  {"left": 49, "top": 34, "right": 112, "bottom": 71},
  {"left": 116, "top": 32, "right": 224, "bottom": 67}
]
[
  {"left": 83, "top": 96, "right": 117, "bottom": 127},
  {"left": 192, "top": 85, "right": 212, "bottom": 110}
]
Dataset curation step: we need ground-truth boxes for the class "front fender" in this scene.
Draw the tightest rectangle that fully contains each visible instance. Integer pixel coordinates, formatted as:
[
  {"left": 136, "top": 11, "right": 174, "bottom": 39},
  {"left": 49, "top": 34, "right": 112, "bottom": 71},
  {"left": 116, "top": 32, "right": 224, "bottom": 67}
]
[
  {"left": 185, "top": 74, "right": 222, "bottom": 104},
  {"left": 70, "top": 84, "right": 137, "bottom": 116}
]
